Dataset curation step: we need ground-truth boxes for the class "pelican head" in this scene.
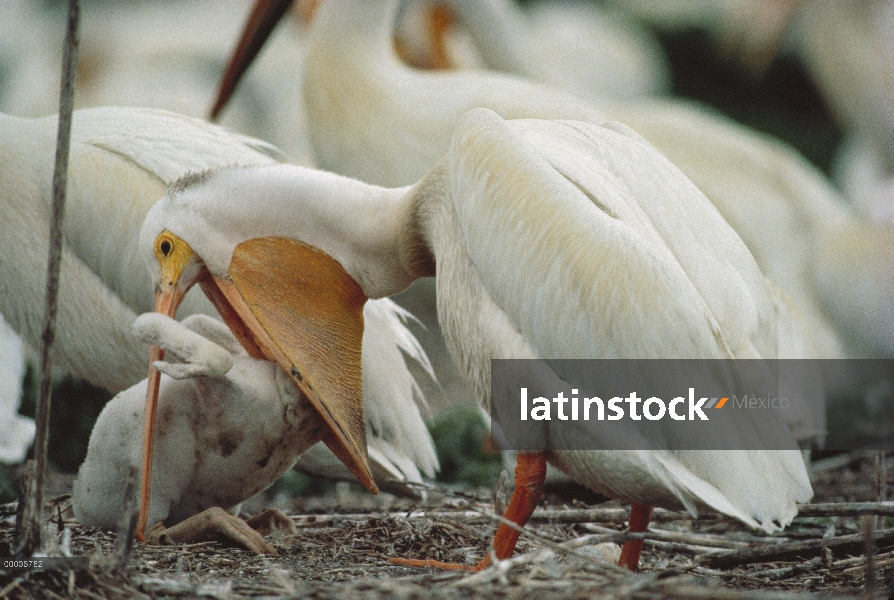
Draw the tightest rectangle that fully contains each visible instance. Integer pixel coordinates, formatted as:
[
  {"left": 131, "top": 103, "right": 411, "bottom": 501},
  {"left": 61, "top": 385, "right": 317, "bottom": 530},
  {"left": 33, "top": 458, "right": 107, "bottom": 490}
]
[
  {"left": 151, "top": 230, "right": 203, "bottom": 317},
  {"left": 136, "top": 166, "right": 384, "bottom": 542}
]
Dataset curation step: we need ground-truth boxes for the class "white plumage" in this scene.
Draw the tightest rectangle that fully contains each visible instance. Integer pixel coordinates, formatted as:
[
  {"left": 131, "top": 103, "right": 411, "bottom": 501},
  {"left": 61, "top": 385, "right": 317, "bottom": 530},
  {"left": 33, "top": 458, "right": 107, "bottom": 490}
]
[
  {"left": 790, "top": 0, "right": 894, "bottom": 226},
  {"left": 440, "top": 0, "right": 671, "bottom": 101},
  {"left": 215, "top": 3, "right": 846, "bottom": 427},
  {"left": 0, "top": 314, "right": 34, "bottom": 465},
  {"left": 605, "top": 0, "right": 803, "bottom": 70},
  {"left": 211, "top": 0, "right": 831, "bottom": 454},
  {"left": 0, "top": 107, "right": 282, "bottom": 390},
  {"left": 76, "top": 0, "right": 314, "bottom": 167},
  {"left": 139, "top": 108, "right": 812, "bottom": 567},
  {"left": 0, "top": 106, "right": 436, "bottom": 497}
]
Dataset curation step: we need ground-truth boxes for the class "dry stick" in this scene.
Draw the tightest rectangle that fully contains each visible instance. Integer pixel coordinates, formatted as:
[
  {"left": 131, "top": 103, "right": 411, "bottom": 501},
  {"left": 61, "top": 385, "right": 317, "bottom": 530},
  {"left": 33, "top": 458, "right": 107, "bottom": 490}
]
[
  {"left": 0, "top": 577, "right": 25, "bottom": 599},
  {"left": 810, "top": 450, "right": 877, "bottom": 474},
  {"left": 796, "top": 501, "right": 894, "bottom": 518},
  {"left": 288, "top": 502, "right": 894, "bottom": 529},
  {"left": 456, "top": 502, "right": 629, "bottom": 576},
  {"left": 831, "top": 548, "right": 894, "bottom": 569},
  {"left": 742, "top": 557, "right": 822, "bottom": 581},
  {"left": 647, "top": 581, "right": 833, "bottom": 600},
  {"left": 452, "top": 531, "right": 628, "bottom": 588},
  {"left": 841, "top": 556, "right": 894, "bottom": 575},
  {"left": 14, "top": 0, "right": 80, "bottom": 556},
  {"left": 863, "top": 516, "right": 877, "bottom": 600},
  {"left": 289, "top": 508, "right": 690, "bottom": 527},
  {"left": 581, "top": 522, "right": 750, "bottom": 549},
  {"left": 699, "top": 527, "right": 894, "bottom": 568},
  {"left": 585, "top": 525, "right": 740, "bottom": 556},
  {"left": 876, "top": 452, "right": 888, "bottom": 530}
]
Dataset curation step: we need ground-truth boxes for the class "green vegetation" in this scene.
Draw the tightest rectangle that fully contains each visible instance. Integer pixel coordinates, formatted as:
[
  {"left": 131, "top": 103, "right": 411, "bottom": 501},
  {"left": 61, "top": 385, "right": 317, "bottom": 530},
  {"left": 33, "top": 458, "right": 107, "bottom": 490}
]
[
  {"left": 428, "top": 405, "right": 503, "bottom": 488},
  {"left": 0, "top": 465, "right": 17, "bottom": 504}
]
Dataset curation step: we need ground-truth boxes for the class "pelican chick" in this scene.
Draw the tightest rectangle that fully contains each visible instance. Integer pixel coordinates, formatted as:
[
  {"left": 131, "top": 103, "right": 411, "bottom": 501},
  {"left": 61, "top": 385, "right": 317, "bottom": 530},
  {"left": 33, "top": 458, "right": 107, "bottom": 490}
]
[{"left": 74, "top": 313, "right": 325, "bottom": 554}]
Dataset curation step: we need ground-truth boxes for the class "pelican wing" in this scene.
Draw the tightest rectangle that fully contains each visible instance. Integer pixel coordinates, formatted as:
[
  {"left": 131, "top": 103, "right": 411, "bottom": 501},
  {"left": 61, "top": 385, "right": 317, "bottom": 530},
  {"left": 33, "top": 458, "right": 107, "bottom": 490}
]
[
  {"left": 440, "top": 109, "right": 811, "bottom": 528},
  {"left": 447, "top": 108, "right": 775, "bottom": 362}
]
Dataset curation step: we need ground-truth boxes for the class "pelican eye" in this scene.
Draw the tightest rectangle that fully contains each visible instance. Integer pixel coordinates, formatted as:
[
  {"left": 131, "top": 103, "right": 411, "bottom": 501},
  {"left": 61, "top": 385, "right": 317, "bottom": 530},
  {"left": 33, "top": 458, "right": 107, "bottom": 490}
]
[{"left": 159, "top": 239, "right": 172, "bottom": 257}]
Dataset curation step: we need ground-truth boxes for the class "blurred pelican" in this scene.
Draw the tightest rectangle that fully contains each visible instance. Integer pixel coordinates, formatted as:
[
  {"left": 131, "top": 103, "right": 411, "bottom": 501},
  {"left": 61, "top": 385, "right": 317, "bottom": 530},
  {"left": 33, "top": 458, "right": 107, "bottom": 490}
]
[
  {"left": 790, "top": 0, "right": 894, "bottom": 225},
  {"left": 436, "top": 0, "right": 671, "bottom": 100},
  {"left": 605, "top": 0, "right": 804, "bottom": 72}
]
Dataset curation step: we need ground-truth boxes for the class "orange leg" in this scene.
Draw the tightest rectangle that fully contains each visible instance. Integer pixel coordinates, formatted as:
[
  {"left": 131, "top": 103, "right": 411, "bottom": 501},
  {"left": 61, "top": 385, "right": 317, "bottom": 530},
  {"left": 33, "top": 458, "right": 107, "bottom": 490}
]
[
  {"left": 390, "top": 452, "right": 547, "bottom": 571},
  {"left": 618, "top": 503, "right": 653, "bottom": 571}
]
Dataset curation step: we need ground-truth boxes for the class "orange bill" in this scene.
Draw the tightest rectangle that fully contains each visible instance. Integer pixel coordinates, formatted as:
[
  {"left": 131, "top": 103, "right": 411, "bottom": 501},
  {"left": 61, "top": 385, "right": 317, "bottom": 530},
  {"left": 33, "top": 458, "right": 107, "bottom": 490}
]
[
  {"left": 206, "top": 237, "right": 375, "bottom": 493},
  {"left": 211, "top": 0, "right": 294, "bottom": 120},
  {"left": 137, "top": 285, "right": 186, "bottom": 541}
]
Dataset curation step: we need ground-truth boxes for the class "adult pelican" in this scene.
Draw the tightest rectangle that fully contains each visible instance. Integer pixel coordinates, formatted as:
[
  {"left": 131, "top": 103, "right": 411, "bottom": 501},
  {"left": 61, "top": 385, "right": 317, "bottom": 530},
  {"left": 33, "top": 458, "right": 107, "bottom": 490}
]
[
  {"left": 139, "top": 108, "right": 812, "bottom": 570},
  {"left": 211, "top": 0, "right": 884, "bottom": 360},
  {"left": 605, "top": 0, "right": 804, "bottom": 72},
  {"left": 791, "top": 0, "right": 894, "bottom": 225},
  {"left": 0, "top": 106, "right": 437, "bottom": 525}
]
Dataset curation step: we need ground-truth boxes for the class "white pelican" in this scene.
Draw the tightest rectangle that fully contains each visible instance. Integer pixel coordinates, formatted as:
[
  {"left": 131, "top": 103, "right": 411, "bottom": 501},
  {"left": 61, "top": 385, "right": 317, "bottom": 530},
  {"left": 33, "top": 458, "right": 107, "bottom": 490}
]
[
  {"left": 791, "top": 0, "right": 894, "bottom": 166},
  {"left": 0, "top": 106, "right": 437, "bottom": 511},
  {"left": 213, "top": 0, "right": 894, "bottom": 360},
  {"left": 139, "top": 108, "right": 812, "bottom": 571},
  {"left": 834, "top": 135, "right": 894, "bottom": 226},
  {"left": 217, "top": 0, "right": 844, "bottom": 452},
  {"left": 74, "top": 0, "right": 314, "bottom": 166},
  {"left": 789, "top": 0, "right": 894, "bottom": 225},
  {"left": 436, "top": 0, "right": 671, "bottom": 100},
  {"left": 605, "top": 0, "right": 804, "bottom": 72},
  {"left": 0, "top": 1, "right": 61, "bottom": 119},
  {"left": 74, "top": 313, "right": 324, "bottom": 554}
]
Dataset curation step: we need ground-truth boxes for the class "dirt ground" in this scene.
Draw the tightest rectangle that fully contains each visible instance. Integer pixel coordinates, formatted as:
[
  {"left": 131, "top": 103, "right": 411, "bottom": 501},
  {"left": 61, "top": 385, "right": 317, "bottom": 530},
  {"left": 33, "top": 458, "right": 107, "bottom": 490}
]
[{"left": 1, "top": 452, "right": 892, "bottom": 600}]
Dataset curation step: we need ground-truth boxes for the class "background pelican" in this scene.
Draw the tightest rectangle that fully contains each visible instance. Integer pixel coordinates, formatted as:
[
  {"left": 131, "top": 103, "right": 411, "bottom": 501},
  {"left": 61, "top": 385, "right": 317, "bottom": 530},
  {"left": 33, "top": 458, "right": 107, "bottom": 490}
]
[
  {"left": 426, "top": 0, "right": 671, "bottom": 101},
  {"left": 789, "top": 0, "right": 894, "bottom": 225}
]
